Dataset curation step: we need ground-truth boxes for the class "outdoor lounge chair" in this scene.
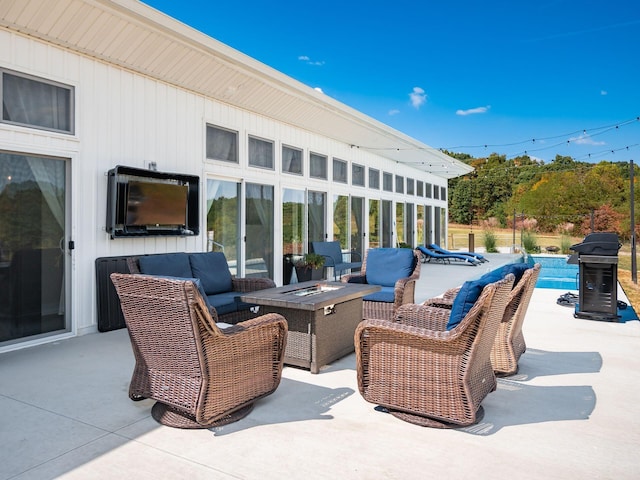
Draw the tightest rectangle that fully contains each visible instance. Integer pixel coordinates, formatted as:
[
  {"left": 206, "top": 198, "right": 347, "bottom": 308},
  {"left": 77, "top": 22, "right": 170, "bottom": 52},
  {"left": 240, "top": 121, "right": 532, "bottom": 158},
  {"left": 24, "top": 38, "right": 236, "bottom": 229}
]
[
  {"left": 355, "top": 273, "right": 514, "bottom": 427},
  {"left": 424, "top": 263, "right": 541, "bottom": 376},
  {"left": 428, "top": 243, "right": 488, "bottom": 263},
  {"left": 341, "top": 248, "right": 420, "bottom": 320},
  {"left": 110, "top": 273, "right": 288, "bottom": 429},
  {"left": 416, "top": 245, "right": 480, "bottom": 266},
  {"left": 311, "top": 241, "right": 362, "bottom": 281}
]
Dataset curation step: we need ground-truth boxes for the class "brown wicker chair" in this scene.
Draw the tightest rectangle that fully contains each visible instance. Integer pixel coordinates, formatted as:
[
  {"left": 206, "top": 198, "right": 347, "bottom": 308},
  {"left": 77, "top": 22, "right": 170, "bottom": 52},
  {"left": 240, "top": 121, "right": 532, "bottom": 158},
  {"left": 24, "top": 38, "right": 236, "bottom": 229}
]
[
  {"left": 355, "top": 275, "right": 514, "bottom": 428},
  {"left": 341, "top": 248, "right": 421, "bottom": 320},
  {"left": 424, "top": 263, "right": 541, "bottom": 376},
  {"left": 110, "top": 273, "right": 288, "bottom": 429}
]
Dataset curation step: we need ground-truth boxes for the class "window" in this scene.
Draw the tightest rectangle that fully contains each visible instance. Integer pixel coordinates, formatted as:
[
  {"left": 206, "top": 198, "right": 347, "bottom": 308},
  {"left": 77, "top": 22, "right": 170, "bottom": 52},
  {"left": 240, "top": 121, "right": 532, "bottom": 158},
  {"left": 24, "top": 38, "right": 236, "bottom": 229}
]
[
  {"left": 352, "top": 163, "right": 365, "bottom": 186},
  {"left": 333, "top": 158, "right": 348, "bottom": 183},
  {"left": 369, "top": 168, "right": 380, "bottom": 189},
  {"left": 282, "top": 145, "right": 302, "bottom": 175},
  {"left": 425, "top": 183, "right": 432, "bottom": 198},
  {"left": 206, "top": 125, "right": 238, "bottom": 163},
  {"left": 441, "top": 186, "right": 447, "bottom": 200},
  {"left": 407, "top": 178, "right": 415, "bottom": 195},
  {"left": 395, "top": 175, "right": 404, "bottom": 193},
  {"left": 434, "top": 186, "right": 440, "bottom": 200},
  {"left": 310, "top": 153, "right": 327, "bottom": 179},
  {"left": 417, "top": 180, "right": 424, "bottom": 196},
  {"left": 1, "top": 69, "right": 74, "bottom": 134},
  {"left": 383, "top": 172, "right": 393, "bottom": 192},
  {"left": 249, "top": 136, "right": 274, "bottom": 169}
]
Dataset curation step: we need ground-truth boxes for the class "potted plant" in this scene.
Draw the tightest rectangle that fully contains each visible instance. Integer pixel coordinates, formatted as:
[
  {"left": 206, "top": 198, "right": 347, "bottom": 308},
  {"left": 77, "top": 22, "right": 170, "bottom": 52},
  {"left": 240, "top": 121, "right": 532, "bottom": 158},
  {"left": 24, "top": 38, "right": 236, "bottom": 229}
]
[{"left": 294, "top": 253, "right": 325, "bottom": 282}]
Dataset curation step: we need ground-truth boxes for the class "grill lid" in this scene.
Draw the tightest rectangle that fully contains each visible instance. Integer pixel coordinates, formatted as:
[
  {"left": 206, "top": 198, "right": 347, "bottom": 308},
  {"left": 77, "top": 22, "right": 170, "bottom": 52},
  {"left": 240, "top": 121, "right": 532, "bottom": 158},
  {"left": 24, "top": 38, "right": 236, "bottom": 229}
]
[{"left": 570, "top": 232, "right": 621, "bottom": 256}]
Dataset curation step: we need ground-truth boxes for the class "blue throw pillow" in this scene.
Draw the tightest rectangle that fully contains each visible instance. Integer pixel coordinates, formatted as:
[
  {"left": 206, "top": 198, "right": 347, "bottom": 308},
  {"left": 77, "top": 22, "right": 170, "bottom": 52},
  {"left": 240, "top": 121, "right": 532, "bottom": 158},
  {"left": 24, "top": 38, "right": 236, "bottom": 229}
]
[
  {"left": 189, "top": 252, "right": 233, "bottom": 295},
  {"left": 365, "top": 248, "right": 415, "bottom": 287},
  {"left": 502, "top": 263, "right": 531, "bottom": 286},
  {"left": 447, "top": 268, "right": 505, "bottom": 330},
  {"left": 139, "top": 253, "right": 192, "bottom": 278}
]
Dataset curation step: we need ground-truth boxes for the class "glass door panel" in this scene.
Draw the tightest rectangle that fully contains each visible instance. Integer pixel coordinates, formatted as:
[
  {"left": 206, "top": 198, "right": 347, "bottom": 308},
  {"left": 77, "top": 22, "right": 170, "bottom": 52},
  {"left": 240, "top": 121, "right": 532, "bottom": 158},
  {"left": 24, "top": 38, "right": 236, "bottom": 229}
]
[
  {"left": 333, "top": 194, "right": 348, "bottom": 245},
  {"left": 406, "top": 202, "right": 414, "bottom": 248},
  {"left": 382, "top": 200, "right": 392, "bottom": 247},
  {"left": 350, "top": 196, "right": 363, "bottom": 259},
  {"left": 395, "top": 202, "right": 405, "bottom": 246},
  {"left": 245, "top": 183, "right": 274, "bottom": 279},
  {"left": 206, "top": 179, "right": 240, "bottom": 274},
  {"left": 307, "top": 190, "right": 326, "bottom": 247},
  {"left": 0, "top": 152, "right": 68, "bottom": 343},
  {"left": 369, "top": 199, "right": 380, "bottom": 248},
  {"left": 417, "top": 205, "right": 425, "bottom": 246},
  {"left": 282, "top": 188, "right": 304, "bottom": 284}
]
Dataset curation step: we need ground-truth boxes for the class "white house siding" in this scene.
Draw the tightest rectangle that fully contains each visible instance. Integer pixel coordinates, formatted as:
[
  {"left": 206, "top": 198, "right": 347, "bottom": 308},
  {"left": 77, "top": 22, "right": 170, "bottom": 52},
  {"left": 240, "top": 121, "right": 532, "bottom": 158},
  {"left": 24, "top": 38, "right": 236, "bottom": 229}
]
[{"left": 0, "top": 27, "right": 450, "bottom": 345}]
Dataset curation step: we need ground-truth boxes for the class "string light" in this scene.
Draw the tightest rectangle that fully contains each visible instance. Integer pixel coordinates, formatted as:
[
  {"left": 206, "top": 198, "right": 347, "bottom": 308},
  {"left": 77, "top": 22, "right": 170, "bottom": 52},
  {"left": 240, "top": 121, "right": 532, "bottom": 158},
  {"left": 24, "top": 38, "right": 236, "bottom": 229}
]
[{"left": 350, "top": 116, "right": 639, "bottom": 162}]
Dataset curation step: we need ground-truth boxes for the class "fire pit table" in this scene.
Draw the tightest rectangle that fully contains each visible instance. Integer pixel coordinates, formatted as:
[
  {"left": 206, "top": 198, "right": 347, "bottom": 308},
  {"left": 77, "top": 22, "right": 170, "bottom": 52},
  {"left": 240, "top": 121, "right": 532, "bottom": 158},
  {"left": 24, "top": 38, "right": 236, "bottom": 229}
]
[{"left": 240, "top": 281, "right": 380, "bottom": 373}]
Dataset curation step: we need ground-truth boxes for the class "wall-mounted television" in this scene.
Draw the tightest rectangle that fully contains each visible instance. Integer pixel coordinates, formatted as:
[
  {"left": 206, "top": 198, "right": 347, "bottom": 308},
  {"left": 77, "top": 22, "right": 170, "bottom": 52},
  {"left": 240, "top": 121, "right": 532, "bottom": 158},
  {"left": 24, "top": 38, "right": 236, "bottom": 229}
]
[{"left": 106, "top": 165, "right": 199, "bottom": 238}]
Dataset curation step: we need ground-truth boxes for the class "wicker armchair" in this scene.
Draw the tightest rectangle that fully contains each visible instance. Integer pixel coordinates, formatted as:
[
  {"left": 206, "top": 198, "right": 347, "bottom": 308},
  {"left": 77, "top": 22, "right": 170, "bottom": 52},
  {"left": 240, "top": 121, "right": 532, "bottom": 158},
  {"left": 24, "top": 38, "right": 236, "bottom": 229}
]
[
  {"left": 110, "top": 273, "right": 287, "bottom": 429},
  {"left": 355, "top": 275, "right": 514, "bottom": 428},
  {"left": 424, "top": 263, "right": 541, "bottom": 376},
  {"left": 341, "top": 248, "right": 421, "bottom": 320}
]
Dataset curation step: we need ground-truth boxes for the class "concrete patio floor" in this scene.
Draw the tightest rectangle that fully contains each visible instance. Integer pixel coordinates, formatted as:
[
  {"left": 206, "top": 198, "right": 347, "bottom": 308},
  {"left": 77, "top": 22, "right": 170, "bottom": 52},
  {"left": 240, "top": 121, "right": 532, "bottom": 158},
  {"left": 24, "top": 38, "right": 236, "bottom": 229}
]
[{"left": 2, "top": 254, "right": 640, "bottom": 479}]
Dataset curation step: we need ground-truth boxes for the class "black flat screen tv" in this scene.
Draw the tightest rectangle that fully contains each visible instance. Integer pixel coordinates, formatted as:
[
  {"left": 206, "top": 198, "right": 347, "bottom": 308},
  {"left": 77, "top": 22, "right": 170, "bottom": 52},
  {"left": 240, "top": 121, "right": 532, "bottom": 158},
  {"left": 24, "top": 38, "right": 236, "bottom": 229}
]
[{"left": 106, "top": 165, "right": 199, "bottom": 238}]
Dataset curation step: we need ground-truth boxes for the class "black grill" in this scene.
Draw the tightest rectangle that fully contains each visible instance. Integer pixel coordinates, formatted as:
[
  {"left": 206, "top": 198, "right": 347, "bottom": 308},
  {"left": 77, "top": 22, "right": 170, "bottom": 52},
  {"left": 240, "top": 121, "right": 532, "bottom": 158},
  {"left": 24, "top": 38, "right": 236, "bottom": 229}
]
[{"left": 571, "top": 233, "right": 621, "bottom": 321}]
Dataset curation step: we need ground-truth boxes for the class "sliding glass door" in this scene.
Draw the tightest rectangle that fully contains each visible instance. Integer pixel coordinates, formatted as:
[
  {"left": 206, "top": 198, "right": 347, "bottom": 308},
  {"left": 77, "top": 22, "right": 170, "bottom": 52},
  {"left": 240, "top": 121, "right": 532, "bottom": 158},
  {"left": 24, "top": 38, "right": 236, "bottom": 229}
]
[{"left": 0, "top": 152, "right": 69, "bottom": 344}]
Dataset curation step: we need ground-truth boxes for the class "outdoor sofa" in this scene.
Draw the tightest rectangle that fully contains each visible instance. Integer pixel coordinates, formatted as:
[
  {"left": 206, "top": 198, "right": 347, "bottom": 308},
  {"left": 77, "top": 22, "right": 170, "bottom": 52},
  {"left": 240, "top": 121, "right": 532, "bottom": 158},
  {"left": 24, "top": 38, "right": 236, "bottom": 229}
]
[{"left": 127, "top": 251, "right": 275, "bottom": 324}]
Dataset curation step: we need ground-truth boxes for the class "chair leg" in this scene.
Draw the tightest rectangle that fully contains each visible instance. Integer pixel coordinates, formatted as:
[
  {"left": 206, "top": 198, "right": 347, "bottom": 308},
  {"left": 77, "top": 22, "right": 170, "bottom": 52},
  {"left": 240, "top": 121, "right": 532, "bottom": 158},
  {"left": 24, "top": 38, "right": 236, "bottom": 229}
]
[
  {"left": 151, "top": 402, "right": 254, "bottom": 429},
  {"left": 378, "top": 406, "right": 485, "bottom": 429}
]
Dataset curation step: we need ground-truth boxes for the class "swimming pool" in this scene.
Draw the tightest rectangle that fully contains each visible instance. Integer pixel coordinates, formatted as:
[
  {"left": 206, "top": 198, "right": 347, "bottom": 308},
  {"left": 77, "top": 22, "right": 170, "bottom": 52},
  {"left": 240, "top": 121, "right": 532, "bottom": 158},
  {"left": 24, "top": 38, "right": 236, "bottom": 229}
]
[{"left": 528, "top": 255, "right": 579, "bottom": 290}]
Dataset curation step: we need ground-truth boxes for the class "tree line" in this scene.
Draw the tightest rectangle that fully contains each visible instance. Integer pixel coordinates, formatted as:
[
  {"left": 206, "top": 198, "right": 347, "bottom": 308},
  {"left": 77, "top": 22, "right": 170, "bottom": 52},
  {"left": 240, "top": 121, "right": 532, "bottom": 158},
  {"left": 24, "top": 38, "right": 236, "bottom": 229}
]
[{"left": 446, "top": 152, "right": 639, "bottom": 240}]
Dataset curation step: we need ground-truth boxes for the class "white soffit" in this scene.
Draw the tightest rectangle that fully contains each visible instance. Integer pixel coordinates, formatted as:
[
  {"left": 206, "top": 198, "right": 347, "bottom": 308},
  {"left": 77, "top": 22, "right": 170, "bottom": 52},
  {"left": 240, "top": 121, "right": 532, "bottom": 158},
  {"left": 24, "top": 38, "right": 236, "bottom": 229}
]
[{"left": 0, "top": 0, "right": 473, "bottom": 179}]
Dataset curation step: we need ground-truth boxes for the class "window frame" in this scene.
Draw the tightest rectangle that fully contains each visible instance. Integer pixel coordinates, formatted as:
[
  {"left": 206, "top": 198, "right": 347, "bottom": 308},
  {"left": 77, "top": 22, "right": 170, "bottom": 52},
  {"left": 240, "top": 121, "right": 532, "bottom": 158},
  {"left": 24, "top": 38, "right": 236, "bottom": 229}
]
[
  {"left": 383, "top": 172, "right": 393, "bottom": 192},
  {"left": 1, "top": 68, "right": 75, "bottom": 135},
  {"left": 248, "top": 135, "right": 275, "bottom": 170},
  {"left": 282, "top": 144, "right": 303, "bottom": 175},
  {"left": 332, "top": 157, "right": 348, "bottom": 184},
  {"left": 206, "top": 124, "right": 239, "bottom": 163},
  {"left": 352, "top": 163, "right": 365, "bottom": 186},
  {"left": 310, "top": 152, "right": 328, "bottom": 180}
]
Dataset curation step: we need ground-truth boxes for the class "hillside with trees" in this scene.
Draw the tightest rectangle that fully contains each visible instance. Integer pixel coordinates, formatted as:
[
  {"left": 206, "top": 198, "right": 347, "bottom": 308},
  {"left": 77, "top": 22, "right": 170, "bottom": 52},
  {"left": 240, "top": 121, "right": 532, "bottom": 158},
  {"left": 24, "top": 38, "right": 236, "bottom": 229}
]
[{"left": 446, "top": 152, "right": 638, "bottom": 240}]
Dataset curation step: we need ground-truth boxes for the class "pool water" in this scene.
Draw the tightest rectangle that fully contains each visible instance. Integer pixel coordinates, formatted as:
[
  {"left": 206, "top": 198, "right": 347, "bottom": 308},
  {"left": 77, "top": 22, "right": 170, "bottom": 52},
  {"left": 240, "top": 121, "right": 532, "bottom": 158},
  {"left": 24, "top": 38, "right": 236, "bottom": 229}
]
[{"left": 528, "top": 255, "right": 579, "bottom": 290}]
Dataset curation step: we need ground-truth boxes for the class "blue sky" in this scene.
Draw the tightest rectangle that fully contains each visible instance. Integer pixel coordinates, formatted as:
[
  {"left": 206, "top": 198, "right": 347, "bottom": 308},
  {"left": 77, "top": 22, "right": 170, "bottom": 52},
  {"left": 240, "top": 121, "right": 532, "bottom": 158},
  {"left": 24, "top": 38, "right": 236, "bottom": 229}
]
[{"left": 143, "top": 0, "right": 639, "bottom": 164}]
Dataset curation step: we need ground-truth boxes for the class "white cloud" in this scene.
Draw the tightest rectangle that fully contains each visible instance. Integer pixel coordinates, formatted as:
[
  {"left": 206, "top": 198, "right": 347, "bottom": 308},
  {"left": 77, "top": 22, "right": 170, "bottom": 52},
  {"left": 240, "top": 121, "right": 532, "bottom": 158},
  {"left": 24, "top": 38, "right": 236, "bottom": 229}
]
[
  {"left": 409, "top": 87, "right": 427, "bottom": 109},
  {"left": 388, "top": 109, "right": 400, "bottom": 116},
  {"left": 569, "top": 134, "right": 605, "bottom": 146},
  {"left": 298, "top": 55, "right": 325, "bottom": 66},
  {"left": 314, "top": 87, "right": 324, "bottom": 94},
  {"left": 456, "top": 105, "right": 491, "bottom": 116},
  {"left": 601, "top": 90, "right": 608, "bottom": 95}
]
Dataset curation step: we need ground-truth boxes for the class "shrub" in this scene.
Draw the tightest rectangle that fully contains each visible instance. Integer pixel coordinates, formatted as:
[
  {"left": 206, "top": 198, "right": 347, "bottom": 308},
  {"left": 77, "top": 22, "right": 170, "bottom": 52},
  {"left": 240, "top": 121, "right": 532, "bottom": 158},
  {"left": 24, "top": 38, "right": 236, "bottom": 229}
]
[
  {"left": 560, "top": 235, "right": 573, "bottom": 254},
  {"left": 483, "top": 230, "right": 498, "bottom": 253},
  {"left": 522, "top": 231, "right": 539, "bottom": 253}
]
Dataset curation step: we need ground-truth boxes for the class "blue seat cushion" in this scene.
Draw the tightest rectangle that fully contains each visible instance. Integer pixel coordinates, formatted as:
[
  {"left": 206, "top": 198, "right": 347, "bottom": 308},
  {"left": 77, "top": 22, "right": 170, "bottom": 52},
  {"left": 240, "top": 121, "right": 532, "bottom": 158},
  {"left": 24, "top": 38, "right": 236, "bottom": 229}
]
[
  {"left": 206, "top": 291, "right": 239, "bottom": 316},
  {"left": 189, "top": 252, "right": 233, "bottom": 295},
  {"left": 139, "top": 253, "right": 192, "bottom": 278},
  {"left": 365, "top": 248, "right": 415, "bottom": 287},
  {"left": 146, "top": 274, "right": 213, "bottom": 312},
  {"left": 363, "top": 286, "right": 395, "bottom": 303},
  {"left": 447, "top": 268, "right": 505, "bottom": 330}
]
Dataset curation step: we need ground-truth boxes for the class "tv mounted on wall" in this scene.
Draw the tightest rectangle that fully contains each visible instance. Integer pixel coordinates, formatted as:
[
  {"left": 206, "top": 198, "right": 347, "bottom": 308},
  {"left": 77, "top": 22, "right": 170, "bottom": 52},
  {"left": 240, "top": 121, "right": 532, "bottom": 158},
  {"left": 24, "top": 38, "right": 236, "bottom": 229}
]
[{"left": 106, "top": 165, "right": 200, "bottom": 238}]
